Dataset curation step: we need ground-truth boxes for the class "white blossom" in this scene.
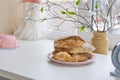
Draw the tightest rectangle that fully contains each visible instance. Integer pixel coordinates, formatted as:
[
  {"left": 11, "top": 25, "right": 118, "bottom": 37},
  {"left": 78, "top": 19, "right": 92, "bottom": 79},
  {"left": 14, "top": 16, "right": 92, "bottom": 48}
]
[
  {"left": 105, "top": 0, "right": 109, "bottom": 5},
  {"left": 82, "top": 0, "right": 88, "bottom": 3},
  {"left": 88, "top": 10, "right": 95, "bottom": 16}
]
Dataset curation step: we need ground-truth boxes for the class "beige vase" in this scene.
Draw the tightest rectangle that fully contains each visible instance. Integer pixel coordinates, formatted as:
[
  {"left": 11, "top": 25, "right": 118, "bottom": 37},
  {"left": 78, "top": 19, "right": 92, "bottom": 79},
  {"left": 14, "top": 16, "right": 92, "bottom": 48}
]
[{"left": 91, "top": 31, "right": 109, "bottom": 55}]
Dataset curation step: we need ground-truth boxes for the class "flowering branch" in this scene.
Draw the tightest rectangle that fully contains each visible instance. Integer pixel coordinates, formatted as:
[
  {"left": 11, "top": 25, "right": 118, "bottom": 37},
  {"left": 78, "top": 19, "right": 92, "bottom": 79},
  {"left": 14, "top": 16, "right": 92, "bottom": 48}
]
[
  {"left": 39, "top": 0, "right": 117, "bottom": 32},
  {"left": 93, "top": 0, "right": 117, "bottom": 32},
  {"left": 103, "top": 0, "right": 116, "bottom": 31},
  {"left": 40, "top": 0, "right": 92, "bottom": 32}
]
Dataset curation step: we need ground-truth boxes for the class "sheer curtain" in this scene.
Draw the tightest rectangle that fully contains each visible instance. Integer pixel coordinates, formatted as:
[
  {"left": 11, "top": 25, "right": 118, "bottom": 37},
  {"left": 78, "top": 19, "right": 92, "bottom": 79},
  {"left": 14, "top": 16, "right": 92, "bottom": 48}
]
[{"left": 14, "top": 0, "right": 46, "bottom": 40}]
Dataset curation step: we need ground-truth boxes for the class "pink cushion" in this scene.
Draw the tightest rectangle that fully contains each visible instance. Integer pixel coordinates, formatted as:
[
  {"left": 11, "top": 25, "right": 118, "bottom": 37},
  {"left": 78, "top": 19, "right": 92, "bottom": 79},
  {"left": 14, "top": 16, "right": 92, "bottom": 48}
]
[{"left": 0, "top": 34, "right": 19, "bottom": 48}]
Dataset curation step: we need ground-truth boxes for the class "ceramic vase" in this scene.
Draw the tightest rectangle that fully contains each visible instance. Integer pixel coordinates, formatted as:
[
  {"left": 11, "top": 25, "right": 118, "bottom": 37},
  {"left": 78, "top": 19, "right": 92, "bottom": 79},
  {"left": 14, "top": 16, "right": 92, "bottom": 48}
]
[{"left": 91, "top": 31, "right": 109, "bottom": 55}]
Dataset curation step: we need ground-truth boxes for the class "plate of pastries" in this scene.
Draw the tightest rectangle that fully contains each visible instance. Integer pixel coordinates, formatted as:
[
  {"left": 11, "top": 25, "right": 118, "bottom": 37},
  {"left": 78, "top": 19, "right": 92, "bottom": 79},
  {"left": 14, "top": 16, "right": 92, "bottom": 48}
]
[{"left": 48, "top": 36, "right": 95, "bottom": 65}]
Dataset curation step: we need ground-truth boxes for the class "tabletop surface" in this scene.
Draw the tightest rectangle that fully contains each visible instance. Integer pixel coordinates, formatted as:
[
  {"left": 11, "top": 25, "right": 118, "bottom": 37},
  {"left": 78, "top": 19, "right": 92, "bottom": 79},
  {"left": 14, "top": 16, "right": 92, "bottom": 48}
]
[{"left": 0, "top": 39, "right": 119, "bottom": 80}]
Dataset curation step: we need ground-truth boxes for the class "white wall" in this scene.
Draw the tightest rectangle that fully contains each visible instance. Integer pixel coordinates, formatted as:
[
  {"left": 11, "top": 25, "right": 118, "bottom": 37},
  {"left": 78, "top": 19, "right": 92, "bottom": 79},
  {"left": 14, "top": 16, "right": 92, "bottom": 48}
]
[{"left": 0, "top": 0, "right": 25, "bottom": 34}]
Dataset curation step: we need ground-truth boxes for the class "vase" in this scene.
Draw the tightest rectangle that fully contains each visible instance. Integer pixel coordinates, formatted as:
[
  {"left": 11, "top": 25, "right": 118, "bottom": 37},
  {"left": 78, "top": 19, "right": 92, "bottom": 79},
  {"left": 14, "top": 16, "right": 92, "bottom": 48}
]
[{"left": 91, "top": 31, "right": 109, "bottom": 55}]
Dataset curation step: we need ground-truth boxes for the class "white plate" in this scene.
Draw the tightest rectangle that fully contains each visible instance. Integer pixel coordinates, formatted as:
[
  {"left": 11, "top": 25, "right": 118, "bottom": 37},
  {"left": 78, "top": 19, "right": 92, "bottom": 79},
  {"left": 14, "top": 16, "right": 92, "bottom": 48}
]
[{"left": 47, "top": 53, "right": 95, "bottom": 65}]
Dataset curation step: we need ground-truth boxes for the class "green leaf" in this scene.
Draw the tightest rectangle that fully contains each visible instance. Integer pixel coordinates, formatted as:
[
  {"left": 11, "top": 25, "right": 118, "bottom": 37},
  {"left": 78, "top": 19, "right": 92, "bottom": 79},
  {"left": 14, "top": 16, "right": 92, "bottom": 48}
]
[
  {"left": 95, "top": 3, "right": 99, "bottom": 9},
  {"left": 67, "top": 11, "right": 76, "bottom": 15},
  {"left": 41, "top": 18, "right": 46, "bottom": 22},
  {"left": 76, "top": 0, "right": 80, "bottom": 6},
  {"left": 80, "top": 26, "right": 85, "bottom": 32},
  {"left": 61, "top": 11, "right": 66, "bottom": 14},
  {"left": 40, "top": 7, "right": 44, "bottom": 13}
]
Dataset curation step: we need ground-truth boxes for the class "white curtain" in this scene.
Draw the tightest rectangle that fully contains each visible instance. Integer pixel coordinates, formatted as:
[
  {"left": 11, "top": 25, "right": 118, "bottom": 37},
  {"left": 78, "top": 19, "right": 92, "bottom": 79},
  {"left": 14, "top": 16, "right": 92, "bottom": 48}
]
[{"left": 14, "top": 3, "right": 46, "bottom": 40}]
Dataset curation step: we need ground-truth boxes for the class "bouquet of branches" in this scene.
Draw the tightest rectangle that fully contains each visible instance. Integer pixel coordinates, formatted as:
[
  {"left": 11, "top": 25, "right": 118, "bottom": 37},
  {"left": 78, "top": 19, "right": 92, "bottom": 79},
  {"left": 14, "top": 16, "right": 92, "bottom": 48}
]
[{"left": 39, "top": 0, "right": 117, "bottom": 32}]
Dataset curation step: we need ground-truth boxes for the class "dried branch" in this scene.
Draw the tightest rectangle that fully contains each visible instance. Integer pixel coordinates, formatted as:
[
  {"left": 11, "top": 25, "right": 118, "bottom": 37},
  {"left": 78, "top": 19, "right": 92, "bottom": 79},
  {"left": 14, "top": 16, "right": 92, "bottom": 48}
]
[
  {"left": 39, "top": 0, "right": 117, "bottom": 32},
  {"left": 103, "top": 0, "right": 116, "bottom": 31},
  {"left": 42, "top": 0, "right": 92, "bottom": 31}
]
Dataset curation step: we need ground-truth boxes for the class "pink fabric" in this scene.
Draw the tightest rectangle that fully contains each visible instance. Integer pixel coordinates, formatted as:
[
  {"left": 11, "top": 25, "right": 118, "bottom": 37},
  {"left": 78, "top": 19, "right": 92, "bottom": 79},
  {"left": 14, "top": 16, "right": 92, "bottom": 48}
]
[
  {"left": 0, "top": 34, "right": 19, "bottom": 48},
  {"left": 21, "top": 0, "right": 40, "bottom": 4},
  {"left": 97, "top": 17, "right": 102, "bottom": 23}
]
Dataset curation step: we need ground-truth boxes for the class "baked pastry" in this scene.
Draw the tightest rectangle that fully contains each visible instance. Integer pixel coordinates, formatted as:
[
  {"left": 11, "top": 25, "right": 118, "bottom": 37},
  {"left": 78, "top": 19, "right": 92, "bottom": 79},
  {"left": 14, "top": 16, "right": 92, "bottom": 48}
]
[
  {"left": 72, "top": 54, "right": 88, "bottom": 62},
  {"left": 52, "top": 51, "right": 75, "bottom": 62},
  {"left": 52, "top": 36, "right": 95, "bottom": 62},
  {"left": 54, "top": 36, "right": 85, "bottom": 50},
  {"left": 54, "top": 36, "right": 95, "bottom": 54}
]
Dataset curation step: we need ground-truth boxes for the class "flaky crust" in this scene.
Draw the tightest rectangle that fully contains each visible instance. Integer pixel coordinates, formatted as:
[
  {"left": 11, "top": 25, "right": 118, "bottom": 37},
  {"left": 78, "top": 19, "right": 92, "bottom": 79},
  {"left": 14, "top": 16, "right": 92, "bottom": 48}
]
[
  {"left": 72, "top": 54, "right": 88, "bottom": 62},
  {"left": 52, "top": 51, "right": 75, "bottom": 62},
  {"left": 52, "top": 51, "right": 93, "bottom": 62},
  {"left": 54, "top": 36, "right": 85, "bottom": 49}
]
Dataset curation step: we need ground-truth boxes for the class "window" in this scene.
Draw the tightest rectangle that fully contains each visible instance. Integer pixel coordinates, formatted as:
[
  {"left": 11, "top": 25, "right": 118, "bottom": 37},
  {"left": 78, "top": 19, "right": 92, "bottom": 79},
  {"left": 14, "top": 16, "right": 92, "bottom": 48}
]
[{"left": 108, "top": 0, "right": 120, "bottom": 36}]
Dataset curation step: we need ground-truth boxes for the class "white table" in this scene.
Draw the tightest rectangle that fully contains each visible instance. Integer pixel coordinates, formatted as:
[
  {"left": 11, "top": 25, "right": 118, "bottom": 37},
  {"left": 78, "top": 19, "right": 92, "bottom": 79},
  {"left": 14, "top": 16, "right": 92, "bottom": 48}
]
[{"left": 0, "top": 39, "right": 119, "bottom": 80}]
